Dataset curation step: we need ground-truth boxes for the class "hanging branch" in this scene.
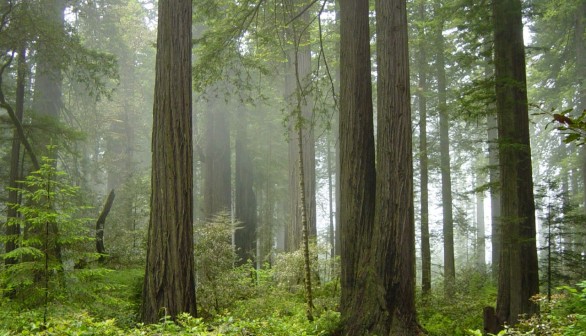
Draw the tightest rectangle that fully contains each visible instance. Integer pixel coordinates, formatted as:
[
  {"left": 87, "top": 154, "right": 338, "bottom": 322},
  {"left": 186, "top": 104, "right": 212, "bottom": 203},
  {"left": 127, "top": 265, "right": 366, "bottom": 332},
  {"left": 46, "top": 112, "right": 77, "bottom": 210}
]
[{"left": 0, "top": 52, "right": 40, "bottom": 171}]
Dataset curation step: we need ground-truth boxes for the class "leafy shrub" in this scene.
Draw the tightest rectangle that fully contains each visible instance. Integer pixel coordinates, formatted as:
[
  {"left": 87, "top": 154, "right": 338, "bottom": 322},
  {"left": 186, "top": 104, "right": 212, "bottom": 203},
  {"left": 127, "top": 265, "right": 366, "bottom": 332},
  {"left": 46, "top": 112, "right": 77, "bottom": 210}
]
[
  {"left": 194, "top": 212, "right": 259, "bottom": 317},
  {"left": 497, "top": 281, "right": 586, "bottom": 335},
  {"left": 418, "top": 269, "right": 497, "bottom": 336}
]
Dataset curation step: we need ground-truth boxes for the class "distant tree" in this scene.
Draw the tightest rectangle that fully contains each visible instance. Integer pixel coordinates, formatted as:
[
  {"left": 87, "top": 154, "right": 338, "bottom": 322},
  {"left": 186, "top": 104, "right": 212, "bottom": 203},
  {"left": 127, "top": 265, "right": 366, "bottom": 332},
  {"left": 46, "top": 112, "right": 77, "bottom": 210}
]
[
  {"left": 141, "top": 0, "right": 196, "bottom": 323},
  {"left": 488, "top": 108, "right": 501, "bottom": 279},
  {"left": 32, "top": 0, "right": 65, "bottom": 156},
  {"left": 416, "top": 0, "right": 432, "bottom": 295},
  {"left": 434, "top": 0, "right": 456, "bottom": 295},
  {"left": 475, "top": 161, "right": 486, "bottom": 272},
  {"left": 203, "top": 99, "right": 231, "bottom": 218},
  {"left": 234, "top": 114, "right": 257, "bottom": 265},
  {"left": 29, "top": 0, "right": 67, "bottom": 265},
  {"left": 492, "top": 0, "right": 539, "bottom": 328}
]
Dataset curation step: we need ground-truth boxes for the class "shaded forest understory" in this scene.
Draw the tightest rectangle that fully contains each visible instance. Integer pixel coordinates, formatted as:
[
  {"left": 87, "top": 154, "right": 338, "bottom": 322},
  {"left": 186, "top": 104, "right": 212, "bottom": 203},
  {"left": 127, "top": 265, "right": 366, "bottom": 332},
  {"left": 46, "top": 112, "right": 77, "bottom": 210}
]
[
  {"left": 1, "top": 0, "right": 586, "bottom": 334},
  {"left": 1, "top": 263, "right": 586, "bottom": 335}
]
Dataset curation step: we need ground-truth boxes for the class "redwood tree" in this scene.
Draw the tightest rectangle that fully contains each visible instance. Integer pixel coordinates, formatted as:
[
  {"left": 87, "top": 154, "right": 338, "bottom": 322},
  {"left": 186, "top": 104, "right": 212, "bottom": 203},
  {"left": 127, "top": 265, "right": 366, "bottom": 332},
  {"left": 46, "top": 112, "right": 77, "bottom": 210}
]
[
  {"left": 374, "top": 0, "right": 422, "bottom": 332},
  {"left": 141, "top": 0, "right": 196, "bottom": 323},
  {"left": 493, "top": 0, "right": 539, "bottom": 326},
  {"left": 339, "top": 0, "right": 376, "bottom": 333},
  {"left": 339, "top": 0, "right": 422, "bottom": 333}
]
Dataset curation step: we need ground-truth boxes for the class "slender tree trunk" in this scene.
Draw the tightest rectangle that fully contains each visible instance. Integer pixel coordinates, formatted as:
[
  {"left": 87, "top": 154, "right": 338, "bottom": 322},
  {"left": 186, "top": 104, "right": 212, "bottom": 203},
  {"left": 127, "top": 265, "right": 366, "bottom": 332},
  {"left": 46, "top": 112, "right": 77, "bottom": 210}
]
[
  {"left": 296, "top": 124, "right": 314, "bottom": 321},
  {"left": 141, "top": 0, "right": 196, "bottom": 323},
  {"left": 434, "top": 1, "right": 455, "bottom": 295},
  {"left": 488, "top": 111, "right": 501, "bottom": 278},
  {"left": 339, "top": 0, "right": 377, "bottom": 333},
  {"left": 493, "top": 0, "right": 539, "bottom": 326},
  {"left": 417, "top": 0, "right": 432, "bottom": 295},
  {"left": 5, "top": 46, "right": 26, "bottom": 265},
  {"left": 374, "top": 0, "right": 423, "bottom": 333},
  {"left": 476, "top": 168, "right": 486, "bottom": 272},
  {"left": 327, "top": 131, "right": 335, "bottom": 262}
]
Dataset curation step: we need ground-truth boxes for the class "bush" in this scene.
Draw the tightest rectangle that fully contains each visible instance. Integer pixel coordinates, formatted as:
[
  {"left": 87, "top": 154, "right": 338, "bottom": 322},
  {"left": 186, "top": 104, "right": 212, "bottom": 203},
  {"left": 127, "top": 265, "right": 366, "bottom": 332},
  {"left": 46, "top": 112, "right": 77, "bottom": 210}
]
[
  {"left": 418, "top": 269, "right": 497, "bottom": 336},
  {"left": 498, "top": 281, "right": 586, "bottom": 335}
]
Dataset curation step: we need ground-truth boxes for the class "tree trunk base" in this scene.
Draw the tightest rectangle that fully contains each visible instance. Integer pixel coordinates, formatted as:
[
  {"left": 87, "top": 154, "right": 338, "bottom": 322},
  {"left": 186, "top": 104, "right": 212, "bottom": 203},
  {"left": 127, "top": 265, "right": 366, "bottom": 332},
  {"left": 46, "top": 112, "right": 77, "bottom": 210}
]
[{"left": 483, "top": 306, "right": 502, "bottom": 335}]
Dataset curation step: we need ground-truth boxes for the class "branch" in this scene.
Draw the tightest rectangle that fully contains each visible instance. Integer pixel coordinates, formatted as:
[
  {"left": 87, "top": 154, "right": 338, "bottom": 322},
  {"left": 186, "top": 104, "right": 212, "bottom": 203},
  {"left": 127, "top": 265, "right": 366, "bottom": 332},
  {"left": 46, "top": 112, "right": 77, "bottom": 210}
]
[
  {"left": 286, "top": 0, "right": 320, "bottom": 26},
  {"left": 0, "top": 52, "right": 40, "bottom": 171},
  {"left": 317, "top": 0, "right": 338, "bottom": 110},
  {"left": 96, "top": 189, "right": 115, "bottom": 261}
]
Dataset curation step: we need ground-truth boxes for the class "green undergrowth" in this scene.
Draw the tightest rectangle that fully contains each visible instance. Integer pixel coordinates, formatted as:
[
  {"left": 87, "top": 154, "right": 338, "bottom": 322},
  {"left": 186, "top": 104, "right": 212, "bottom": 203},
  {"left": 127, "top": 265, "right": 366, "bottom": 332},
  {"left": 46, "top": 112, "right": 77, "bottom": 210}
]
[
  {"left": 417, "top": 269, "right": 497, "bottom": 336},
  {"left": 483, "top": 281, "right": 586, "bottom": 336},
  {"left": 0, "top": 267, "right": 341, "bottom": 335}
]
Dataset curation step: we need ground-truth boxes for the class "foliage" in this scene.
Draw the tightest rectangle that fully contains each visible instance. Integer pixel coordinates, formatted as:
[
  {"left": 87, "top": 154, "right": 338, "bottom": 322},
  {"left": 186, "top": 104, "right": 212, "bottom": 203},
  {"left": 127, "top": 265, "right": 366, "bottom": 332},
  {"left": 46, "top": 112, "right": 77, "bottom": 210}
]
[
  {"left": 0, "top": 263, "right": 341, "bottom": 335},
  {"left": 465, "top": 281, "right": 586, "bottom": 336},
  {"left": 418, "top": 269, "right": 497, "bottom": 336},
  {"left": 535, "top": 180, "right": 586, "bottom": 292},
  {"left": 272, "top": 241, "right": 326, "bottom": 293},
  {"left": 194, "top": 212, "right": 256, "bottom": 317},
  {"left": 550, "top": 109, "right": 586, "bottom": 146},
  {"left": 0, "top": 154, "right": 96, "bottom": 305},
  {"left": 102, "top": 174, "right": 150, "bottom": 267}
]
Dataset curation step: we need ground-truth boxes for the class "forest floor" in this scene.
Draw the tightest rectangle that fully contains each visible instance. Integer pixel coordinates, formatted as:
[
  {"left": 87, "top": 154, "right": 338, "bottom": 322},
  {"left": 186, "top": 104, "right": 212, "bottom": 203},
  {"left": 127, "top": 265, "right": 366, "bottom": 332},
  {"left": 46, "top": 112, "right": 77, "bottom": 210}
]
[{"left": 1, "top": 266, "right": 555, "bottom": 336}]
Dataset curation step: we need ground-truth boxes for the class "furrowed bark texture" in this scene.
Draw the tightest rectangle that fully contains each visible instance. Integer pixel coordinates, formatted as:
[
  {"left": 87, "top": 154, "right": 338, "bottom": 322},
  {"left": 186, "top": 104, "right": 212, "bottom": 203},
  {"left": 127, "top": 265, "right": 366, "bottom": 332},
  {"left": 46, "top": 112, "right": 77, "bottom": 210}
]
[
  {"left": 374, "top": 0, "right": 423, "bottom": 333},
  {"left": 339, "top": 0, "right": 377, "bottom": 333},
  {"left": 141, "top": 0, "right": 196, "bottom": 323}
]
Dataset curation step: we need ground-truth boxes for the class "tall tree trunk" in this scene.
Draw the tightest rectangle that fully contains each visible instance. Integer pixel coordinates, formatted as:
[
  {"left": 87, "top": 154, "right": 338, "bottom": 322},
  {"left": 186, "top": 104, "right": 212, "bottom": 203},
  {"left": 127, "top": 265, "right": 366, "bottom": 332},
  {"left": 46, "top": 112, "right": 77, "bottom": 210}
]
[
  {"left": 417, "top": 0, "right": 432, "bottom": 295},
  {"left": 488, "top": 111, "right": 501, "bottom": 279},
  {"left": 493, "top": 0, "right": 539, "bottom": 326},
  {"left": 141, "top": 0, "right": 196, "bottom": 323},
  {"left": 374, "top": 0, "right": 423, "bottom": 332},
  {"left": 296, "top": 124, "right": 314, "bottom": 321},
  {"left": 334, "top": 0, "right": 341, "bottom": 259},
  {"left": 434, "top": 1, "right": 455, "bottom": 295},
  {"left": 203, "top": 99, "right": 232, "bottom": 218},
  {"left": 327, "top": 131, "right": 335, "bottom": 263},
  {"left": 476, "top": 167, "right": 486, "bottom": 272},
  {"left": 235, "top": 117, "right": 257, "bottom": 266},
  {"left": 5, "top": 46, "right": 26, "bottom": 265},
  {"left": 339, "top": 0, "right": 377, "bottom": 333}
]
